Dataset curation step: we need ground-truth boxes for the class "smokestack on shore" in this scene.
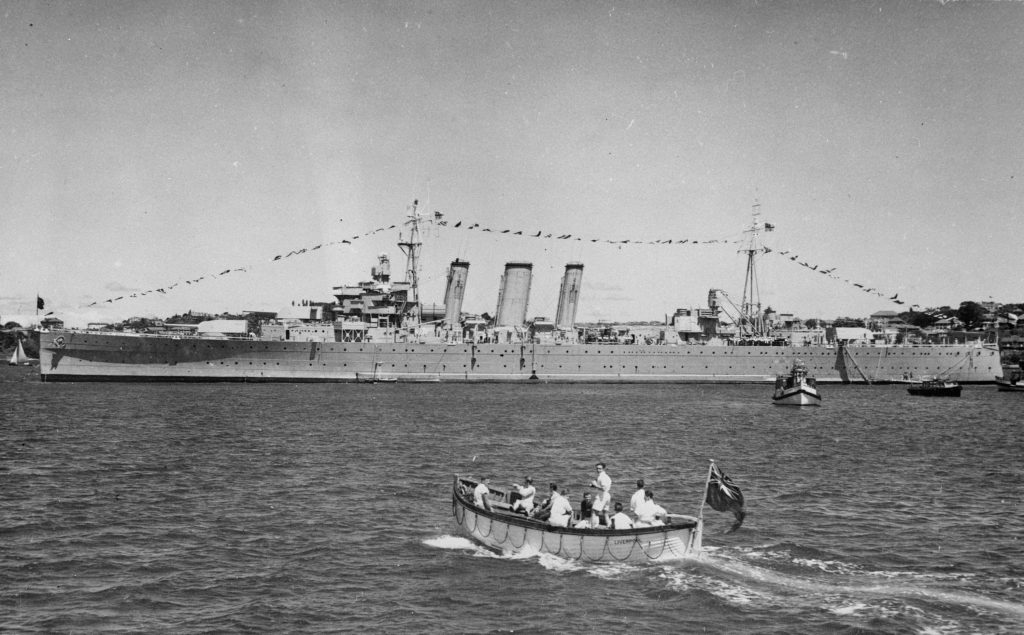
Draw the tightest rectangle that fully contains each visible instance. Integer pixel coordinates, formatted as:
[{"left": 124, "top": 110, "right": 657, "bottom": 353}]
[
  {"left": 494, "top": 262, "right": 533, "bottom": 327},
  {"left": 443, "top": 259, "right": 470, "bottom": 327},
  {"left": 555, "top": 262, "right": 584, "bottom": 330}
]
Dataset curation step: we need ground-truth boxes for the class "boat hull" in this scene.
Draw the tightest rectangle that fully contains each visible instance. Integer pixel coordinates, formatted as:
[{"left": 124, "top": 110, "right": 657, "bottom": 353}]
[
  {"left": 995, "top": 377, "right": 1024, "bottom": 392},
  {"left": 772, "top": 386, "right": 821, "bottom": 406},
  {"left": 995, "top": 367, "right": 1024, "bottom": 391},
  {"left": 452, "top": 476, "right": 701, "bottom": 563},
  {"left": 907, "top": 388, "right": 961, "bottom": 396},
  {"left": 37, "top": 331, "right": 1002, "bottom": 384},
  {"left": 907, "top": 381, "right": 962, "bottom": 397}
]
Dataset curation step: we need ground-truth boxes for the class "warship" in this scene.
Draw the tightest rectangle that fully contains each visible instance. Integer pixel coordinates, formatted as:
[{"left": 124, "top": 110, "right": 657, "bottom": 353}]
[{"left": 38, "top": 201, "right": 1000, "bottom": 383}]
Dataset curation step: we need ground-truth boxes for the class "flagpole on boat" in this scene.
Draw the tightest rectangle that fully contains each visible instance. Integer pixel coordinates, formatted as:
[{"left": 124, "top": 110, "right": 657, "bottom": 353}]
[
  {"left": 697, "top": 459, "right": 715, "bottom": 521},
  {"left": 684, "top": 459, "right": 715, "bottom": 557}
]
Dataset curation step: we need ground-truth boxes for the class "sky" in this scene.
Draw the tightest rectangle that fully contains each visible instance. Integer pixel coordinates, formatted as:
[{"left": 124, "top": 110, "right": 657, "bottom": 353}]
[{"left": 2, "top": 1, "right": 1022, "bottom": 328}]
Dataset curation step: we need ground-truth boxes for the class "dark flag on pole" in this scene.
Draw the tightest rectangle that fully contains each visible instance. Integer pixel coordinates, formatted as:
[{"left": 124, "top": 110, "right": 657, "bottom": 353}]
[
  {"left": 705, "top": 463, "right": 746, "bottom": 533},
  {"left": 37, "top": 296, "right": 45, "bottom": 311}
]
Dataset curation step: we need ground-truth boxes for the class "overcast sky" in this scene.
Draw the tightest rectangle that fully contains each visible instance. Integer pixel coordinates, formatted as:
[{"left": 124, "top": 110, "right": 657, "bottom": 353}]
[{"left": 2, "top": 1, "right": 1022, "bottom": 327}]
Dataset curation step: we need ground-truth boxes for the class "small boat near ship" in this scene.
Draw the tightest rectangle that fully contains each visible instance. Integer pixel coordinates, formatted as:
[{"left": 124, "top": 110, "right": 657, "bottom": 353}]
[
  {"left": 772, "top": 361, "right": 821, "bottom": 406},
  {"left": 451, "top": 463, "right": 745, "bottom": 563},
  {"left": 907, "top": 378, "right": 962, "bottom": 397},
  {"left": 994, "top": 364, "right": 1023, "bottom": 392}
]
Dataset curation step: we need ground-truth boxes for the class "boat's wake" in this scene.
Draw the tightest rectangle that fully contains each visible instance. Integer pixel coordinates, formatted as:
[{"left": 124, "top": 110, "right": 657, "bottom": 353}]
[
  {"left": 427, "top": 534, "right": 1022, "bottom": 630},
  {"left": 428, "top": 535, "right": 1022, "bottom": 629},
  {"left": 423, "top": 535, "right": 480, "bottom": 552},
  {"left": 667, "top": 544, "right": 1024, "bottom": 628},
  {"left": 424, "top": 534, "right": 632, "bottom": 574},
  {"left": 423, "top": 534, "right": 525, "bottom": 560},
  {"left": 424, "top": 535, "right": 547, "bottom": 562}
]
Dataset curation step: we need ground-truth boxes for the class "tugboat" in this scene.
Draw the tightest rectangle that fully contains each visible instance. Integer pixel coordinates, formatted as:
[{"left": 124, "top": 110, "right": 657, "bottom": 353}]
[
  {"left": 907, "top": 377, "right": 962, "bottom": 397},
  {"left": 994, "top": 364, "right": 1023, "bottom": 392},
  {"left": 772, "top": 361, "right": 821, "bottom": 406}
]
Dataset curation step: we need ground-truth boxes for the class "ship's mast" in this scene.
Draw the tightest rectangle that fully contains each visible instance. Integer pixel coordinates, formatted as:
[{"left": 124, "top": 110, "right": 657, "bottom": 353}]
[
  {"left": 397, "top": 199, "right": 426, "bottom": 325},
  {"left": 739, "top": 201, "right": 766, "bottom": 337}
]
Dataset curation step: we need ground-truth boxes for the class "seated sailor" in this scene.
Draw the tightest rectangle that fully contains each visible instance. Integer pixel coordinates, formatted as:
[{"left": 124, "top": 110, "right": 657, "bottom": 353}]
[
  {"left": 473, "top": 477, "right": 493, "bottom": 512},
  {"left": 590, "top": 488, "right": 610, "bottom": 527},
  {"left": 532, "top": 483, "right": 557, "bottom": 521},
  {"left": 510, "top": 476, "right": 536, "bottom": 515},
  {"left": 634, "top": 489, "right": 667, "bottom": 527},
  {"left": 609, "top": 502, "right": 634, "bottom": 529},
  {"left": 574, "top": 492, "right": 595, "bottom": 528},
  {"left": 546, "top": 484, "right": 574, "bottom": 528}
]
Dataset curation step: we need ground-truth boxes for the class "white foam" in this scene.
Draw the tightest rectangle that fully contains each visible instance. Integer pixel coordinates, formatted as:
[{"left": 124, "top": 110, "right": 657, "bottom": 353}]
[
  {"left": 701, "top": 547, "right": 1024, "bottom": 622},
  {"left": 831, "top": 602, "right": 869, "bottom": 616},
  {"left": 423, "top": 535, "right": 481, "bottom": 551},
  {"left": 504, "top": 545, "right": 542, "bottom": 560},
  {"left": 426, "top": 535, "right": 555, "bottom": 562},
  {"left": 586, "top": 561, "right": 637, "bottom": 579},
  {"left": 432, "top": 538, "right": 1024, "bottom": 624},
  {"left": 534, "top": 552, "right": 586, "bottom": 572},
  {"left": 792, "top": 557, "right": 860, "bottom": 575}
]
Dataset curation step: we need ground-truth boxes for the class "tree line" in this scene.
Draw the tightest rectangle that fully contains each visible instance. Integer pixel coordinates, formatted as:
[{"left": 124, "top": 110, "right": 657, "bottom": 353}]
[{"left": 804, "top": 301, "right": 1023, "bottom": 331}]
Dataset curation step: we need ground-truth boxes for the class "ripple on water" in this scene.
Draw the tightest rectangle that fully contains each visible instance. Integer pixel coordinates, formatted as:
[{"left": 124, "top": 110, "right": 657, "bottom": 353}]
[{"left": 2, "top": 382, "right": 1022, "bottom": 633}]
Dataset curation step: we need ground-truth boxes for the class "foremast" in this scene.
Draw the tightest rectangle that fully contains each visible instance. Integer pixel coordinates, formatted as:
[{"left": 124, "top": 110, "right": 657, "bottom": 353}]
[
  {"left": 396, "top": 198, "right": 447, "bottom": 331},
  {"left": 397, "top": 199, "right": 428, "bottom": 328}
]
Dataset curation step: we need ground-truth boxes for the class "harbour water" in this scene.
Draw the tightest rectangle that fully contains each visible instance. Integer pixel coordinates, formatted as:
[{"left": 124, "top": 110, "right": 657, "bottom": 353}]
[{"left": 2, "top": 367, "right": 1022, "bottom": 633}]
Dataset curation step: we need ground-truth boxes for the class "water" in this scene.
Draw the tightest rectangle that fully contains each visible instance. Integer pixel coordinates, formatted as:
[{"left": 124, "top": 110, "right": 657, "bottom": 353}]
[{"left": 2, "top": 367, "right": 1022, "bottom": 633}]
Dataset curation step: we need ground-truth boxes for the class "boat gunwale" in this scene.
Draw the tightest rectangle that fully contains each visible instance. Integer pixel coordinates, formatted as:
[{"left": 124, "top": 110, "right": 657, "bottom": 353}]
[{"left": 452, "top": 475, "right": 698, "bottom": 537}]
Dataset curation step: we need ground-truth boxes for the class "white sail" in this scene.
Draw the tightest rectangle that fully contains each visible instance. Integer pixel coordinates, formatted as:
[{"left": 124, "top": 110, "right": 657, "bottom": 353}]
[{"left": 9, "top": 340, "right": 35, "bottom": 365}]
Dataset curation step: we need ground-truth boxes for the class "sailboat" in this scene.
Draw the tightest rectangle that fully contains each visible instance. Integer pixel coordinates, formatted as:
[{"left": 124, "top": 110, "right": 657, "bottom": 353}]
[{"left": 8, "top": 339, "right": 38, "bottom": 366}]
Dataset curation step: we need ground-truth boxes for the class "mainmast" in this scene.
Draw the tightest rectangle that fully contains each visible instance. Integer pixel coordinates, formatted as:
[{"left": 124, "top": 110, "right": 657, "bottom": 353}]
[{"left": 739, "top": 201, "right": 766, "bottom": 338}]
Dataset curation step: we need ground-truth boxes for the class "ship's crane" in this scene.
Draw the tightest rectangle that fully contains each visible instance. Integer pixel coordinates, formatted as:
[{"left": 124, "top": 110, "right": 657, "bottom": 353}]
[
  {"left": 709, "top": 285, "right": 776, "bottom": 339},
  {"left": 712, "top": 290, "right": 745, "bottom": 331}
]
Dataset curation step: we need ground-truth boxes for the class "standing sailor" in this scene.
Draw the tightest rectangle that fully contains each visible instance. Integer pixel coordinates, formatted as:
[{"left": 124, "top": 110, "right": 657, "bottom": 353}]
[
  {"left": 590, "top": 462, "right": 612, "bottom": 495},
  {"left": 589, "top": 462, "right": 612, "bottom": 525}
]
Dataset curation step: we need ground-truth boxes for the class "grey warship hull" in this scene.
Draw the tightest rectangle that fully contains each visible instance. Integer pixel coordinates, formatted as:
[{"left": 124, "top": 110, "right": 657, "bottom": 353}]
[{"left": 38, "top": 330, "right": 1001, "bottom": 384}]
